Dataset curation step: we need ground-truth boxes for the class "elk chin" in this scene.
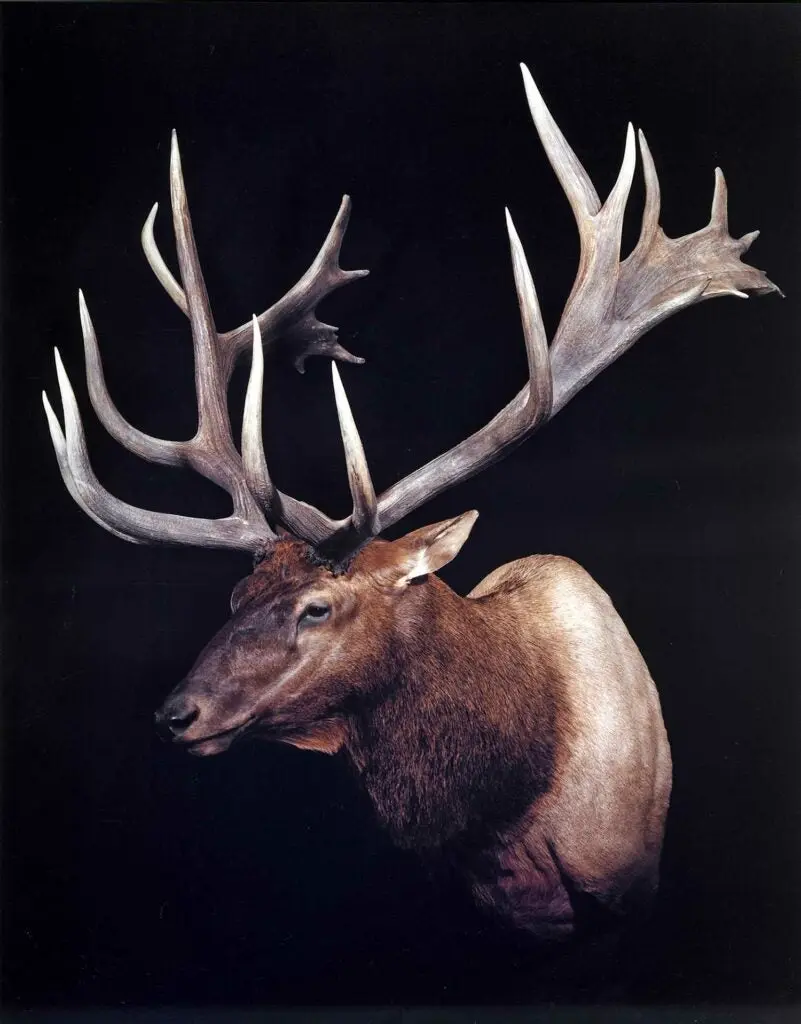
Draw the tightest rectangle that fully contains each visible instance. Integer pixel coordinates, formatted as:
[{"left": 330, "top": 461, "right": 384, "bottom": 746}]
[
  {"left": 183, "top": 718, "right": 256, "bottom": 757},
  {"left": 185, "top": 735, "right": 235, "bottom": 757}
]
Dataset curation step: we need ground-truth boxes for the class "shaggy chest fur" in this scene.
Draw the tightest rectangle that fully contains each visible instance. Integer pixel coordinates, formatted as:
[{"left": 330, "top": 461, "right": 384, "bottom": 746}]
[{"left": 344, "top": 579, "right": 560, "bottom": 852}]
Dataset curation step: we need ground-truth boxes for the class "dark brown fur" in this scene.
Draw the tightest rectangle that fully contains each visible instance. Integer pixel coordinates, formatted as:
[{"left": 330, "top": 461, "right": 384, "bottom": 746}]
[{"left": 345, "top": 573, "right": 560, "bottom": 850}]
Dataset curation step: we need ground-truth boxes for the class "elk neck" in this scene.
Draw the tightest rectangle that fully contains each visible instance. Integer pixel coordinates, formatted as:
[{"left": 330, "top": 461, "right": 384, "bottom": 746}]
[{"left": 343, "top": 573, "right": 560, "bottom": 853}]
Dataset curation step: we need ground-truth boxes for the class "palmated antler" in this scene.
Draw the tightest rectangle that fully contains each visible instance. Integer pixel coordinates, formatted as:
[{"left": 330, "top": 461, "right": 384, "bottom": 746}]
[
  {"left": 45, "top": 67, "right": 779, "bottom": 559},
  {"left": 43, "top": 132, "right": 370, "bottom": 552},
  {"left": 367, "top": 64, "right": 779, "bottom": 533}
]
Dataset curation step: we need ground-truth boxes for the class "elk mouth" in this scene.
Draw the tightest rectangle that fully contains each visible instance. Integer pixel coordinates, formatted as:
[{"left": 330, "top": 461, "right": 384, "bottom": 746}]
[{"left": 182, "top": 717, "right": 257, "bottom": 757}]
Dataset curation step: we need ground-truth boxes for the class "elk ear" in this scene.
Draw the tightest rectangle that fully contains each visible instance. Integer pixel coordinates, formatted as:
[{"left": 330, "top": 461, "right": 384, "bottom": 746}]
[
  {"left": 386, "top": 511, "right": 479, "bottom": 586},
  {"left": 231, "top": 576, "right": 254, "bottom": 613}
]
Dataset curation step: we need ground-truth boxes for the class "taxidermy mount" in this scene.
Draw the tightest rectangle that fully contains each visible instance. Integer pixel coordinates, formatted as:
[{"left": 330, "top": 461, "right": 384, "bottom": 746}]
[{"left": 43, "top": 64, "right": 778, "bottom": 941}]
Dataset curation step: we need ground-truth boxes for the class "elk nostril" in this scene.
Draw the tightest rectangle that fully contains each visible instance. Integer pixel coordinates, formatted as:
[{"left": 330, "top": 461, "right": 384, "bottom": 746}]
[
  {"left": 155, "top": 701, "right": 200, "bottom": 739},
  {"left": 168, "top": 706, "right": 200, "bottom": 733}
]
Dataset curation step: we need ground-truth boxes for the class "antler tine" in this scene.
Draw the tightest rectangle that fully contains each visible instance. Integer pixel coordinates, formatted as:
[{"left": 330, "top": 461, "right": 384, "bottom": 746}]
[
  {"left": 369, "top": 64, "right": 779, "bottom": 537},
  {"left": 169, "top": 131, "right": 231, "bottom": 453},
  {"left": 241, "top": 316, "right": 350, "bottom": 544},
  {"left": 709, "top": 167, "right": 729, "bottom": 233},
  {"left": 141, "top": 202, "right": 187, "bottom": 314},
  {"left": 143, "top": 185, "right": 369, "bottom": 379},
  {"left": 372, "top": 203, "right": 556, "bottom": 532},
  {"left": 79, "top": 289, "right": 188, "bottom": 466},
  {"left": 223, "top": 194, "right": 371, "bottom": 375},
  {"left": 519, "top": 62, "right": 601, "bottom": 235},
  {"left": 635, "top": 129, "right": 661, "bottom": 253},
  {"left": 44, "top": 349, "right": 271, "bottom": 550},
  {"left": 504, "top": 208, "right": 552, "bottom": 422},
  {"left": 241, "top": 316, "right": 277, "bottom": 515},
  {"left": 331, "top": 363, "right": 379, "bottom": 538},
  {"left": 42, "top": 387, "right": 144, "bottom": 545}
]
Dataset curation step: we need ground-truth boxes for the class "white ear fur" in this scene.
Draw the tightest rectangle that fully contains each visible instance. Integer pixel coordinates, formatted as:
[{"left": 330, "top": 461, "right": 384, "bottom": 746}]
[{"left": 393, "top": 510, "right": 479, "bottom": 585}]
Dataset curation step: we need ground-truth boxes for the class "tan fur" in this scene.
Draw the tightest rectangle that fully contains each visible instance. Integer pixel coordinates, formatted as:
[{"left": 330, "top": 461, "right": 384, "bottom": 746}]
[
  {"left": 466, "top": 555, "right": 671, "bottom": 934},
  {"left": 280, "top": 718, "right": 349, "bottom": 755}
]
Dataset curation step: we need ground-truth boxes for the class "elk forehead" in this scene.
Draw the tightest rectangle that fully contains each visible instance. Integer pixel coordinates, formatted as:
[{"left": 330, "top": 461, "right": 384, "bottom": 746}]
[{"left": 232, "top": 538, "right": 341, "bottom": 610}]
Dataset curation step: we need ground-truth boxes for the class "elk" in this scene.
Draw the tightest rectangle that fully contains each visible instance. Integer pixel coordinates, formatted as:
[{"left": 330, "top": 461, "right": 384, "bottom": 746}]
[{"left": 43, "top": 65, "right": 777, "bottom": 941}]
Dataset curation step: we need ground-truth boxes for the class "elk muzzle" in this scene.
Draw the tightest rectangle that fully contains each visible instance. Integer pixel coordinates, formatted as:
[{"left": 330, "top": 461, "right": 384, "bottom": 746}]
[{"left": 154, "top": 686, "right": 255, "bottom": 756}]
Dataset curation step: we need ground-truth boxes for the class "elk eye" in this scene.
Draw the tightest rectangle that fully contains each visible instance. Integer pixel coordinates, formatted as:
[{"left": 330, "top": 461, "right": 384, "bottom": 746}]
[{"left": 299, "top": 602, "right": 331, "bottom": 626}]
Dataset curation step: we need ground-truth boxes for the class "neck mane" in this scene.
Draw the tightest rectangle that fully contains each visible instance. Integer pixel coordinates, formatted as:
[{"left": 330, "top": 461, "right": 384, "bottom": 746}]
[{"left": 345, "top": 575, "right": 558, "bottom": 852}]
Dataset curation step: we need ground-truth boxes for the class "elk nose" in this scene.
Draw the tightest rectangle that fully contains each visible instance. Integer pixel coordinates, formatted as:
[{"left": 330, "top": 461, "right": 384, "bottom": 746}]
[{"left": 154, "top": 698, "right": 200, "bottom": 739}]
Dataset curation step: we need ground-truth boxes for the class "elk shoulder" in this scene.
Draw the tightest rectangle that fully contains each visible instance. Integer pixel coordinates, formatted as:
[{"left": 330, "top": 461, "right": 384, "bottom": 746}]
[{"left": 468, "top": 554, "right": 672, "bottom": 916}]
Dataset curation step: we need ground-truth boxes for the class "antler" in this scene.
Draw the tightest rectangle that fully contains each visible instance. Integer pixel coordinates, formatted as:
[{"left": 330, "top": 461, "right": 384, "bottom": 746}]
[
  {"left": 366, "top": 64, "right": 779, "bottom": 533},
  {"left": 45, "top": 67, "right": 779, "bottom": 559},
  {"left": 44, "top": 132, "right": 370, "bottom": 552}
]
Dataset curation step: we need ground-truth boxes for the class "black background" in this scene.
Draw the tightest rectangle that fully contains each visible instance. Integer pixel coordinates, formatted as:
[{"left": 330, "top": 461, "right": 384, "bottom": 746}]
[{"left": 3, "top": 2, "right": 800, "bottom": 1015}]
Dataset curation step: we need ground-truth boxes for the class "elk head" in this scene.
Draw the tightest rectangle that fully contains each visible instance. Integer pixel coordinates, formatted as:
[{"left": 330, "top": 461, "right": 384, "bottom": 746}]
[
  {"left": 44, "top": 66, "right": 778, "bottom": 759},
  {"left": 155, "top": 514, "right": 478, "bottom": 757}
]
